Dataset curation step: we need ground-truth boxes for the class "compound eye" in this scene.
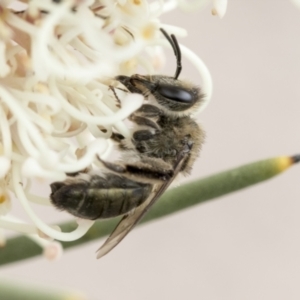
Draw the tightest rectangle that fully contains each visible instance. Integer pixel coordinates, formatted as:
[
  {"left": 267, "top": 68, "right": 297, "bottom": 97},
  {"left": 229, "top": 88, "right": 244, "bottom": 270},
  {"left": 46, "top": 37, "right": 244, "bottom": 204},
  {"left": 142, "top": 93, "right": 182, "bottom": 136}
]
[{"left": 156, "top": 83, "right": 193, "bottom": 103}]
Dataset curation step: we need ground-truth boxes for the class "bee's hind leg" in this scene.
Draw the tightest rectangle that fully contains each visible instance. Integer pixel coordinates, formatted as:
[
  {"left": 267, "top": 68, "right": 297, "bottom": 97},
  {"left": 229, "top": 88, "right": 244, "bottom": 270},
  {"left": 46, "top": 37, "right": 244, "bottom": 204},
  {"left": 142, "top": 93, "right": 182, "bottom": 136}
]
[
  {"left": 125, "top": 161, "right": 173, "bottom": 181},
  {"left": 98, "top": 156, "right": 174, "bottom": 182},
  {"left": 97, "top": 158, "right": 127, "bottom": 173}
]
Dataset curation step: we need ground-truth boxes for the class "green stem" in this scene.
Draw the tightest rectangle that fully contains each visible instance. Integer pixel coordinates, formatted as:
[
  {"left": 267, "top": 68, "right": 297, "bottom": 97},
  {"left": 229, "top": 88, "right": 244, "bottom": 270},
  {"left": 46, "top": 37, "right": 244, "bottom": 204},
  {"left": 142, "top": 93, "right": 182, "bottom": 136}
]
[
  {"left": 0, "top": 279, "right": 85, "bottom": 300},
  {"left": 0, "top": 155, "right": 297, "bottom": 266}
]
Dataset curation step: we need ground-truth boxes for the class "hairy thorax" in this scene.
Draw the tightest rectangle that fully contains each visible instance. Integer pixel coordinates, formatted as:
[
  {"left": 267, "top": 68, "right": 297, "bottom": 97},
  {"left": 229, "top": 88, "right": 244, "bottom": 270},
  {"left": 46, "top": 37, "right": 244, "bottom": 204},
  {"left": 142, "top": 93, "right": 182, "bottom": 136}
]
[{"left": 133, "top": 114, "right": 204, "bottom": 175}]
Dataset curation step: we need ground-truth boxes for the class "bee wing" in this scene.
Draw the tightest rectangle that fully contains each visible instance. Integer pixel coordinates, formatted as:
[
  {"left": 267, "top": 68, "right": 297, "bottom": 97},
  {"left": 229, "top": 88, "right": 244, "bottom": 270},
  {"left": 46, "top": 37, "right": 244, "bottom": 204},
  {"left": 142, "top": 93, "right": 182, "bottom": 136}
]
[{"left": 96, "top": 151, "right": 188, "bottom": 259}]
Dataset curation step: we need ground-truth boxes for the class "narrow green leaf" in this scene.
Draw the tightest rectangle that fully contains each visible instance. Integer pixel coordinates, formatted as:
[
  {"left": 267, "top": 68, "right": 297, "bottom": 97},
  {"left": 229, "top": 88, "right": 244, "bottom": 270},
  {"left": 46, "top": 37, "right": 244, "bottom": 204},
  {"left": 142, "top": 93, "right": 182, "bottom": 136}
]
[
  {"left": 0, "top": 155, "right": 298, "bottom": 266},
  {"left": 0, "top": 279, "right": 86, "bottom": 300}
]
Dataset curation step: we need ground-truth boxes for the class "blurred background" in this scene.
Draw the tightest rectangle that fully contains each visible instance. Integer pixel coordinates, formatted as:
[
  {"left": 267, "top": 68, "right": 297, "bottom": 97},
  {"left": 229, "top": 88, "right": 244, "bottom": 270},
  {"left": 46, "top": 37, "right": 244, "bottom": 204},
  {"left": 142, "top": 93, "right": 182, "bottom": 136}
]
[{"left": 2, "top": 0, "right": 300, "bottom": 299}]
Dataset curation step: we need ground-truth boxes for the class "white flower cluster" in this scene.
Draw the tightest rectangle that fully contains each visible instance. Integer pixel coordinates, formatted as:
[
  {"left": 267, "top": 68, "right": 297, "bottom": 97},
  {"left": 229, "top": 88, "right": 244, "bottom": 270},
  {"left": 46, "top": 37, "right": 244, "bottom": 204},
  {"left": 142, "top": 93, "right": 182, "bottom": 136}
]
[{"left": 0, "top": 0, "right": 217, "bottom": 260}]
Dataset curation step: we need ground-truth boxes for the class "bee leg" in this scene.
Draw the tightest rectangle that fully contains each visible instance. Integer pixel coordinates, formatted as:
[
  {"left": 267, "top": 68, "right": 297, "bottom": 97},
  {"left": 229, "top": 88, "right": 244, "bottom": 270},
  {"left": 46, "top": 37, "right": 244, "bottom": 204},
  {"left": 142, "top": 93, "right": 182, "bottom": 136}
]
[
  {"left": 125, "top": 161, "right": 173, "bottom": 181},
  {"left": 99, "top": 157, "right": 173, "bottom": 182},
  {"left": 127, "top": 156, "right": 174, "bottom": 181},
  {"left": 133, "top": 130, "right": 155, "bottom": 142},
  {"left": 111, "top": 132, "right": 125, "bottom": 143},
  {"left": 130, "top": 115, "right": 160, "bottom": 130},
  {"left": 98, "top": 158, "right": 127, "bottom": 174},
  {"left": 66, "top": 167, "right": 91, "bottom": 177},
  {"left": 115, "top": 76, "right": 142, "bottom": 94},
  {"left": 66, "top": 171, "right": 83, "bottom": 177},
  {"left": 130, "top": 115, "right": 160, "bottom": 145},
  {"left": 135, "top": 104, "right": 162, "bottom": 118}
]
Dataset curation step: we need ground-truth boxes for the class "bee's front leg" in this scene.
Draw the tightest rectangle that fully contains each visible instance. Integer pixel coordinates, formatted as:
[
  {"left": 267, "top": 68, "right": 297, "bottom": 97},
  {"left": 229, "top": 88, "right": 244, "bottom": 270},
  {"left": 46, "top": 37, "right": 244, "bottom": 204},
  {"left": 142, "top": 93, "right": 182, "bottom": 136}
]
[
  {"left": 130, "top": 114, "right": 161, "bottom": 151},
  {"left": 135, "top": 104, "right": 162, "bottom": 118},
  {"left": 110, "top": 111, "right": 160, "bottom": 144},
  {"left": 110, "top": 132, "right": 125, "bottom": 143},
  {"left": 129, "top": 115, "right": 160, "bottom": 130},
  {"left": 133, "top": 130, "right": 156, "bottom": 143}
]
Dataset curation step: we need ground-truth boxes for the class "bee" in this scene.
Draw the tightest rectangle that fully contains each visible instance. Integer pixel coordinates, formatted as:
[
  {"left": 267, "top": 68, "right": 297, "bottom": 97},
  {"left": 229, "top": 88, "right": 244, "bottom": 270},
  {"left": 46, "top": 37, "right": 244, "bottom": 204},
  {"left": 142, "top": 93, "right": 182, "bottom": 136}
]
[{"left": 50, "top": 29, "right": 205, "bottom": 259}]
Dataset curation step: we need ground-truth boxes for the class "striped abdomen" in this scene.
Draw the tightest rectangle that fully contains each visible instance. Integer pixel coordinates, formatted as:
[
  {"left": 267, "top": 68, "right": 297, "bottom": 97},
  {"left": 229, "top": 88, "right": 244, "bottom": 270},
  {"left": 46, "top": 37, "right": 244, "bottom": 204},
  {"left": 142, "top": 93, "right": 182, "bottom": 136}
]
[{"left": 50, "top": 173, "right": 152, "bottom": 220}]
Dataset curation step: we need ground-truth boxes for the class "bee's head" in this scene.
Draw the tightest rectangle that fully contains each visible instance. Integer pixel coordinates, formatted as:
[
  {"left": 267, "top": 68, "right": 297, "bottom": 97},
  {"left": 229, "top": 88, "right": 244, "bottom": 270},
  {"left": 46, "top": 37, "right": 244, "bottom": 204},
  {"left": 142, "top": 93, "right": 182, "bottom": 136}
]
[{"left": 116, "top": 74, "right": 204, "bottom": 114}]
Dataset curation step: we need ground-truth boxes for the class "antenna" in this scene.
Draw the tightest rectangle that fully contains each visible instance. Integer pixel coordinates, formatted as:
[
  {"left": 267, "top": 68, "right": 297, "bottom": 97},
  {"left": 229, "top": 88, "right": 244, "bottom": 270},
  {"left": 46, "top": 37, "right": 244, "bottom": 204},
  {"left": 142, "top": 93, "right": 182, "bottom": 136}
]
[{"left": 160, "top": 28, "right": 182, "bottom": 80}]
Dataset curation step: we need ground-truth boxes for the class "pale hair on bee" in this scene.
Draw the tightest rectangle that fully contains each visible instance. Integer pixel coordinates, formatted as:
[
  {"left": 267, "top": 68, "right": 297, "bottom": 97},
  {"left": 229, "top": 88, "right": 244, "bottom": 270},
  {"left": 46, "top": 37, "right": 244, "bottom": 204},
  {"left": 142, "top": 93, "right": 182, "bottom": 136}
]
[{"left": 50, "top": 28, "right": 205, "bottom": 259}]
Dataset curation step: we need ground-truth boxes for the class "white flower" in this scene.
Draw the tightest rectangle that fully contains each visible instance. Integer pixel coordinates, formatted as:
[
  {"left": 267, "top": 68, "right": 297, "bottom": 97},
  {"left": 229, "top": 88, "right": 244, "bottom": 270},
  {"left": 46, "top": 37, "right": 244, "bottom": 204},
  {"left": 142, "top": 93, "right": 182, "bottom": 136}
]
[
  {"left": 212, "top": 0, "right": 227, "bottom": 18},
  {"left": 0, "top": 188, "right": 11, "bottom": 216},
  {"left": 43, "top": 241, "right": 63, "bottom": 261},
  {"left": 291, "top": 0, "right": 300, "bottom": 10},
  {"left": 0, "top": 0, "right": 212, "bottom": 259},
  {"left": 172, "top": 0, "right": 227, "bottom": 18}
]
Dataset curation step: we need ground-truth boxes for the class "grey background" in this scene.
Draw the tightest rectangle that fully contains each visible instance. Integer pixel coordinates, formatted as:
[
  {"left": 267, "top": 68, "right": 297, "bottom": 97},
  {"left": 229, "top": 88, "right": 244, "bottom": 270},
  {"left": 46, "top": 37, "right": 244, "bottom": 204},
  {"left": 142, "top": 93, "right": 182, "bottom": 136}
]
[{"left": 2, "top": 1, "right": 300, "bottom": 299}]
